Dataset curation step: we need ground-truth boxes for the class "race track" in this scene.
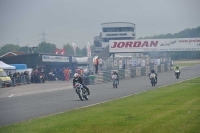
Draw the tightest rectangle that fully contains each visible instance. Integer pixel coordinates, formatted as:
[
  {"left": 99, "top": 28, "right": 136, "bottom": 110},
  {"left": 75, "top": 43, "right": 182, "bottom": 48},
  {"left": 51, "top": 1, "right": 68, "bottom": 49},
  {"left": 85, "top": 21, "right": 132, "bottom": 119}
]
[{"left": 0, "top": 64, "right": 200, "bottom": 126}]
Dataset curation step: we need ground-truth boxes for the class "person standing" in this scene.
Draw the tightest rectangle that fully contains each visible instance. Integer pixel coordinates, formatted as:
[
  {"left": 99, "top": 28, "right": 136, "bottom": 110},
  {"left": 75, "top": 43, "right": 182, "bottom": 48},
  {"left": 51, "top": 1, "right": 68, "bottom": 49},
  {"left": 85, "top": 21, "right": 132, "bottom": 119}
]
[
  {"left": 94, "top": 58, "right": 99, "bottom": 74},
  {"left": 64, "top": 68, "right": 70, "bottom": 81}
]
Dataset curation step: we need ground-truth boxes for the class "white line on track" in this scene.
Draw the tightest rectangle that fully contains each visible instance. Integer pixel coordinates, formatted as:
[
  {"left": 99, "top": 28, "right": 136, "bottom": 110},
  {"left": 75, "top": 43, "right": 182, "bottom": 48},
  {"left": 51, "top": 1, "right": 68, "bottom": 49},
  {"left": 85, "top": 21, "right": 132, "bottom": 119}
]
[{"left": 8, "top": 86, "right": 73, "bottom": 97}]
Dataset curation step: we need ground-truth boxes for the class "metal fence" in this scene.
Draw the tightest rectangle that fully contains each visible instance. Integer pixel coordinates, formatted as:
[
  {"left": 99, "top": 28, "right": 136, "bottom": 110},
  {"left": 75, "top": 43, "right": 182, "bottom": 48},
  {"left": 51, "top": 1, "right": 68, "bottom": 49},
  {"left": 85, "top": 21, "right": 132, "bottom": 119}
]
[{"left": 1, "top": 75, "right": 31, "bottom": 88}]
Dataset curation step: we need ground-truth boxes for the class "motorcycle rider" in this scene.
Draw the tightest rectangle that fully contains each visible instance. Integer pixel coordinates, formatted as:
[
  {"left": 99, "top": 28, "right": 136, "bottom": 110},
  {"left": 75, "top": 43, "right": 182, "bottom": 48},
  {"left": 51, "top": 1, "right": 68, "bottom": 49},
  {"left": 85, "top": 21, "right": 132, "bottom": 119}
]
[
  {"left": 174, "top": 65, "right": 181, "bottom": 75},
  {"left": 73, "top": 73, "right": 90, "bottom": 95},
  {"left": 148, "top": 68, "right": 158, "bottom": 83},
  {"left": 112, "top": 70, "right": 119, "bottom": 85}
]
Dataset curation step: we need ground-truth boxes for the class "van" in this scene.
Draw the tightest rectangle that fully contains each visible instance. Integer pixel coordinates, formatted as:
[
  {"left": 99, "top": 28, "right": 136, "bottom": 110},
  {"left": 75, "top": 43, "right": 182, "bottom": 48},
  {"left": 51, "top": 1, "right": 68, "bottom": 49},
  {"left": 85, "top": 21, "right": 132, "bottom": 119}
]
[{"left": 0, "top": 68, "right": 12, "bottom": 87}]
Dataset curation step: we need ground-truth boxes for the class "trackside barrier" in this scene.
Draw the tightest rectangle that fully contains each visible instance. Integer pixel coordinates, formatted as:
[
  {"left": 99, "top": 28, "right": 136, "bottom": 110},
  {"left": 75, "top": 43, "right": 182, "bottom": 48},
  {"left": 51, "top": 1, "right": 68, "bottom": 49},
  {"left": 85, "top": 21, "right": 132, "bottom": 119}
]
[
  {"left": 0, "top": 79, "right": 2, "bottom": 88},
  {"left": 161, "top": 64, "right": 165, "bottom": 72},
  {"left": 11, "top": 75, "right": 31, "bottom": 87},
  {"left": 85, "top": 63, "right": 171, "bottom": 85}
]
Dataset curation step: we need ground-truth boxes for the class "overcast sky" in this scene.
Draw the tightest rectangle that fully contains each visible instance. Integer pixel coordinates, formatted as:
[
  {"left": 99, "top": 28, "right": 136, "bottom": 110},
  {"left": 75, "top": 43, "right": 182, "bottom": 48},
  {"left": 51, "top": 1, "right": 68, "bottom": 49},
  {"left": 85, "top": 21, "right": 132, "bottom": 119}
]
[{"left": 0, "top": 0, "right": 200, "bottom": 48}]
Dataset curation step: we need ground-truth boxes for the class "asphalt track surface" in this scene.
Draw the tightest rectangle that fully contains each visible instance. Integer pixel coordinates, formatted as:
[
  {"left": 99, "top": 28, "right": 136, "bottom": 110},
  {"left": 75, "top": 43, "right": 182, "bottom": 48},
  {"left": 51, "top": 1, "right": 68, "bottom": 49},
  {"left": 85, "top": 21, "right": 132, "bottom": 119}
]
[{"left": 0, "top": 64, "right": 200, "bottom": 127}]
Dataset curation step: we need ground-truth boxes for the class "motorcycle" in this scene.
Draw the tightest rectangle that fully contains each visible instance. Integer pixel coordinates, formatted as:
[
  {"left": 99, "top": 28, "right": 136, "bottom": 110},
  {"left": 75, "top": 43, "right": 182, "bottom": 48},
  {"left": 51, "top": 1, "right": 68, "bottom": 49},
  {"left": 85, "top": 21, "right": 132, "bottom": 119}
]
[
  {"left": 112, "top": 74, "right": 118, "bottom": 88},
  {"left": 74, "top": 82, "right": 89, "bottom": 101},
  {"left": 39, "top": 73, "right": 45, "bottom": 83},
  {"left": 174, "top": 70, "right": 180, "bottom": 79},
  {"left": 149, "top": 73, "right": 156, "bottom": 86}
]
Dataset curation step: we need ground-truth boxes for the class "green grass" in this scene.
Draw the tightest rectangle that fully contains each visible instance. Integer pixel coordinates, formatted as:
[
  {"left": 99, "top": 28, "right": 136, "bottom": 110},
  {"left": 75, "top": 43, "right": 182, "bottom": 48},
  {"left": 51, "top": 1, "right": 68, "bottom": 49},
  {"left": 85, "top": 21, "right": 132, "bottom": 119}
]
[
  {"left": 174, "top": 59, "right": 200, "bottom": 67},
  {"left": 0, "top": 77, "right": 200, "bottom": 133}
]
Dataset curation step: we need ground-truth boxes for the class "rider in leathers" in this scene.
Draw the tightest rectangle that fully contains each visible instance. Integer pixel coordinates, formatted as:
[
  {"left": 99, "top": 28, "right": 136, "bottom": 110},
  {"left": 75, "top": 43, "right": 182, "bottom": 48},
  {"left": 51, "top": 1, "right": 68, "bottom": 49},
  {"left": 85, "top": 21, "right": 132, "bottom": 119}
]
[
  {"left": 73, "top": 73, "right": 90, "bottom": 95},
  {"left": 148, "top": 68, "right": 158, "bottom": 83},
  {"left": 112, "top": 70, "right": 119, "bottom": 85},
  {"left": 174, "top": 65, "right": 181, "bottom": 75}
]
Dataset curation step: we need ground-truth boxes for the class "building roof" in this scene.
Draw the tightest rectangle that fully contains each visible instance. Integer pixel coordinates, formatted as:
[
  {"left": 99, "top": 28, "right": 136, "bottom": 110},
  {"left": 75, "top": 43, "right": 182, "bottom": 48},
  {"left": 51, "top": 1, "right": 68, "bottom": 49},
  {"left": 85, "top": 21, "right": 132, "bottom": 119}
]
[
  {"left": 101, "top": 22, "right": 135, "bottom": 25},
  {"left": 0, "top": 51, "right": 26, "bottom": 58}
]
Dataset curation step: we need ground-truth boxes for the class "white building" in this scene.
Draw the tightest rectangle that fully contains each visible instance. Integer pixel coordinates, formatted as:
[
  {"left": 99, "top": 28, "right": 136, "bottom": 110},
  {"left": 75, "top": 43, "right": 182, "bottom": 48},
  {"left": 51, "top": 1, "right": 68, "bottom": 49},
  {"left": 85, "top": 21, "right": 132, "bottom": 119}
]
[{"left": 94, "top": 22, "right": 136, "bottom": 53}]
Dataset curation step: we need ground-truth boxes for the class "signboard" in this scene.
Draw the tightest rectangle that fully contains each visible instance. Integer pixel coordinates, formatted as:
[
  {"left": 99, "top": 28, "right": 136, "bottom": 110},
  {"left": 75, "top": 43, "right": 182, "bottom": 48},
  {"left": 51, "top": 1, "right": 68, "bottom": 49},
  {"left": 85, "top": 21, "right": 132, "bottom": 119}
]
[
  {"left": 109, "top": 38, "right": 200, "bottom": 53},
  {"left": 42, "top": 55, "right": 69, "bottom": 62}
]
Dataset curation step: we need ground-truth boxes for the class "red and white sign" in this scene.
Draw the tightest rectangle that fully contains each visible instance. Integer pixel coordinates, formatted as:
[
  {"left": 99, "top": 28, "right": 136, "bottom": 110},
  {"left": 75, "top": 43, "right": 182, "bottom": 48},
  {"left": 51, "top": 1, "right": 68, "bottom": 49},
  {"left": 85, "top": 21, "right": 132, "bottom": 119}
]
[
  {"left": 55, "top": 49, "right": 59, "bottom": 54},
  {"left": 109, "top": 38, "right": 200, "bottom": 53},
  {"left": 72, "top": 42, "right": 76, "bottom": 56},
  {"left": 60, "top": 49, "right": 65, "bottom": 55},
  {"left": 87, "top": 42, "right": 91, "bottom": 57}
]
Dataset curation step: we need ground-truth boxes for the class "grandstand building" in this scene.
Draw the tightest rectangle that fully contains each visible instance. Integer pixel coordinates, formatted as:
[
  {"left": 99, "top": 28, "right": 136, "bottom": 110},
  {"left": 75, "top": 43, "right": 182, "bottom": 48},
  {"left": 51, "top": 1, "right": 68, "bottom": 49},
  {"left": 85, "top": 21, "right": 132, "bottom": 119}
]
[{"left": 94, "top": 22, "right": 136, "bottom": 54}]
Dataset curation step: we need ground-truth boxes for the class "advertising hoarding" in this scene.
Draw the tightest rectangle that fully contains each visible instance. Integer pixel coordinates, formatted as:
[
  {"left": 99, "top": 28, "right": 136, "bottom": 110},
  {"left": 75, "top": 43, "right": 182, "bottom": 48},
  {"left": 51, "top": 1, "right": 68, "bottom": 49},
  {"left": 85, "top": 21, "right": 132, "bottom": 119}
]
[
  {"left": 109, "top": 38, "right": 200, "bottom": 53},
  {"left": 42, "top": 55, "right": 69, "bottom": 62}
]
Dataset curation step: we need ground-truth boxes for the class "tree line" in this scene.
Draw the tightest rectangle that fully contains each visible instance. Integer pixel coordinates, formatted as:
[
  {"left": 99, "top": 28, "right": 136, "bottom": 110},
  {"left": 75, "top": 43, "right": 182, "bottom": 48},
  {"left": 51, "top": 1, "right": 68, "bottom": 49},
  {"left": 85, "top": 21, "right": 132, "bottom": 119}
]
[
  {"left": 0, "top": 42, "right": 95, "bottom": 56},
  {"left": 139, "top": 26, "right": 200, "bottom": 60}
]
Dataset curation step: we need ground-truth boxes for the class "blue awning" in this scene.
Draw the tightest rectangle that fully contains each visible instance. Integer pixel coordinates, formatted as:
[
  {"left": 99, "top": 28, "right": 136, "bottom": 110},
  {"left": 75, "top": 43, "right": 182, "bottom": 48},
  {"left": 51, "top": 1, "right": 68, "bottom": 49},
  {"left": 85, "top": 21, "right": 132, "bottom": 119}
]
[{"left": 10, "top": 64, "right": 27, "bottom": 70}]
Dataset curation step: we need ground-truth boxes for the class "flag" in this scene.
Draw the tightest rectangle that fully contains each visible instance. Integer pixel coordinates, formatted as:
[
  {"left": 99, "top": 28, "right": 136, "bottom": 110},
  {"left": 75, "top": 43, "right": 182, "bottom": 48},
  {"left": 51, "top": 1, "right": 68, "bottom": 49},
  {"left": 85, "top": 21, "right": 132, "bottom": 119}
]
[
  {"left": 87, "top": 42, "right": 91, "bottom": 57},
  {"left": 55, "top": 48, "right": 59, "bottom": 54},
  {"left": 60, "top": 49, "right": 65, "bottom": 55},
  {"left": 72, "top": 42, "right": 76, "bottom": 56}
]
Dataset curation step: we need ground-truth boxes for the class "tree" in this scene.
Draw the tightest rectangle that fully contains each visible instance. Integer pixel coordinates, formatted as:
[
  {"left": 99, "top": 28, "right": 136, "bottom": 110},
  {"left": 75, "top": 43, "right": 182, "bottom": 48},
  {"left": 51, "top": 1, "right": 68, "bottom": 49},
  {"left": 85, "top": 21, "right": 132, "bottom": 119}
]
[
  {"left": 90, "top": 45, "right": 95, "bottom": 55},
  {"left": 35, "top": 42, "right": 56, "bottom": 54},
  {"left": 0, "top": 44, "right": 21, "bottom": 55},
  {"left": 63, "top": 43, "right": 74, "bottom": 55},
  {"left": 76, "top": 46, "right": 82, "bottom": 56},
  {"left": 82, "top": 45, "right": 87, "bottom": 56},
  {"left": 20, "top": 46, "right": 29, "bottom": 53}
]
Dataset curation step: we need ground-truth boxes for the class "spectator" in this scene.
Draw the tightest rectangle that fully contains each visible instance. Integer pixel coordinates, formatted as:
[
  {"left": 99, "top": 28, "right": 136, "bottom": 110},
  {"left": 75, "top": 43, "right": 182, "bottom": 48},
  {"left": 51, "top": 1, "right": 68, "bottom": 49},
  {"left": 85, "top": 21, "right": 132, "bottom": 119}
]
[
  {"left": 94, "top": 58, "right": 99, "bottom": 74},
  {"left": 64, "top": 68, "right": 70, "bottom": 81},
  {"left": 8, "top": 72, "right": 12, "bottom": 78}
]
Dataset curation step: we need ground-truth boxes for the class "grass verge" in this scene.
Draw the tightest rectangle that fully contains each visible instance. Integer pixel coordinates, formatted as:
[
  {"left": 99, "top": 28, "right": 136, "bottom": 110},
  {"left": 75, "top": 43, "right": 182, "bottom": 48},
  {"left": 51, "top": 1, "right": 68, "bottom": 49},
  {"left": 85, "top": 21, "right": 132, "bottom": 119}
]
[
  {"left": 173, "top": 59, "right": 200, "bottom": 67},
  {"left": 0, "top": 77, "right": 200, "bottom": 133}
]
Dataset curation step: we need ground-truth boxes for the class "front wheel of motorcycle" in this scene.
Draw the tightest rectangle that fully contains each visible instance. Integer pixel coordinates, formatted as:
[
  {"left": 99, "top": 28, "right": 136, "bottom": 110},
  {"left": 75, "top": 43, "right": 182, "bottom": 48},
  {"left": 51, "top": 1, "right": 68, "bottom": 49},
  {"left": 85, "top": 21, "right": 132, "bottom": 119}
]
[{"left": 78, "top": 93, "right": 83, "bottom": 101}]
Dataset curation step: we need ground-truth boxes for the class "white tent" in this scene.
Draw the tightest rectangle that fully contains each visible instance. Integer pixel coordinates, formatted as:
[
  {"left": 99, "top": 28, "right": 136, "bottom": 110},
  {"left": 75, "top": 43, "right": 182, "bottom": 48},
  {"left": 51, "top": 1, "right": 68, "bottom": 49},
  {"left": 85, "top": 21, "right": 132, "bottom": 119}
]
[{"left": 0, "top": 61, "right": 16, "bottom": 69}]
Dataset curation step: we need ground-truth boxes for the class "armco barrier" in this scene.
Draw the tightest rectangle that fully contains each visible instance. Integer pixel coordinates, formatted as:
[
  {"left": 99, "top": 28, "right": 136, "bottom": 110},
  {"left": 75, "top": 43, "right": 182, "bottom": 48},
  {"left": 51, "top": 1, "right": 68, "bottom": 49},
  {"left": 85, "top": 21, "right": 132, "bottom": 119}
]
[
  {"left": 130, "top": 68, "right": 136, "bottom": 78},
  {"left": 157, "top": 65, "right": 161, "bottom": 73},
  {"left": 125, "top": 69, "right": 131, "bottom": 79},
  {"left": 86, "top": 63, "right": 171, "bottom": 85},
  {"left": 141, "top": 67, "right": 146, "bottom": 76},
  {"left": 0, "top": 79, "right": 2, "bottom": 88},
  {"left": 136, "top": 67, "right": 141, "bottom": 76},
  {"left": 161, "top": 64, "right": 165, "bottom": 72},
  {"left": 102, "top": 71, "right": 110, "bottom": 83},
  {"left": 118, "top": 69, "right": 125, "bottom": 80},
  {"left": 146, "top": 66, "right": 150, "bottom": 75},
  {"left": 154, "top": 65, "right": 158, "bottom": 73}
]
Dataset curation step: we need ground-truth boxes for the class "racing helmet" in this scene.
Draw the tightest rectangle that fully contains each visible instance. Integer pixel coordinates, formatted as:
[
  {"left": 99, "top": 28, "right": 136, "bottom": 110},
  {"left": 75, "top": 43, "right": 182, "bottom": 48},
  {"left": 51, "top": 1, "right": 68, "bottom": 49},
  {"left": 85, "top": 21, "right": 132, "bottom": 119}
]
[
  {"left": 74, "top": 73, "right": 79, "bottom": 79},
  {"left": 151, "top": 68, "right": 155, "bottom": 73},
  {"left": 176, "top": 65, "right": 179, "bottom": 69}
]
